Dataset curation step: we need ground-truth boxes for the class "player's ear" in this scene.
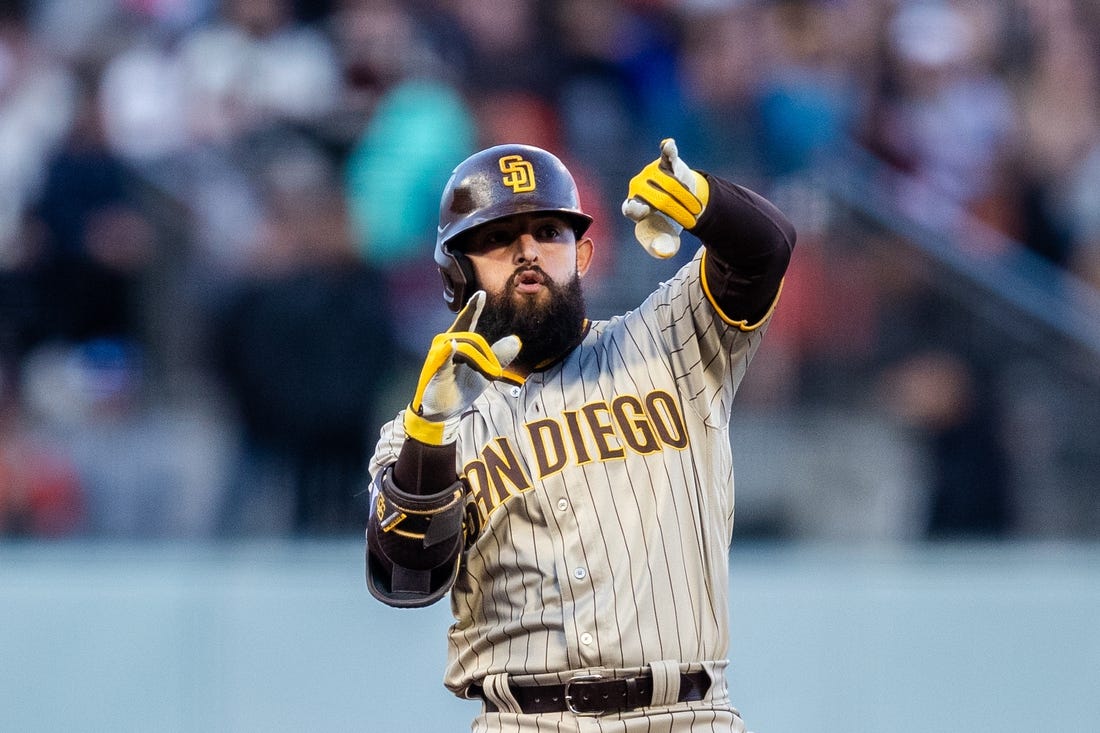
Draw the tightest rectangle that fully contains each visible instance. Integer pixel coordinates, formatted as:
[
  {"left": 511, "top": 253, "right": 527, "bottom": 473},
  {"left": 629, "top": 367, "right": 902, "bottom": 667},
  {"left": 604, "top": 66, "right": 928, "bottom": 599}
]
[{"left": 575, "top": 236, "right": 594, "bottom": 278}]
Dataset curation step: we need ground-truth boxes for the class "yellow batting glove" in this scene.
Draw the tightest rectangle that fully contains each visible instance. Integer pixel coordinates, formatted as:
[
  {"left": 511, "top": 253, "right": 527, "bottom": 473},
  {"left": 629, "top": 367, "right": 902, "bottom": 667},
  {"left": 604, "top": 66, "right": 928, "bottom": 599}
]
[
  {"left": 621, "top": 138, "right": 710, "bottom": 258},
  {"left": 404, "top": 291, "right": 521, "bottom": 445}
]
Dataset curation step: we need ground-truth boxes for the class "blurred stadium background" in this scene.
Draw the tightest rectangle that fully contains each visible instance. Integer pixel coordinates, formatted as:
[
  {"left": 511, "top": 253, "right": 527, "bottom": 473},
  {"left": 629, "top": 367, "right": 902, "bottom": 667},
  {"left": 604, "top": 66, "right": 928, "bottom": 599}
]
[{"left": 1, "top": 0, "right": 1098, "bottom": 731}]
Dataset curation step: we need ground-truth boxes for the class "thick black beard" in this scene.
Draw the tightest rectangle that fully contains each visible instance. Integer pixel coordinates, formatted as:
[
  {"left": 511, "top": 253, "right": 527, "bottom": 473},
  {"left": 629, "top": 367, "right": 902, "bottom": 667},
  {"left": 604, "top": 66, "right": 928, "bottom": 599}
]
[{"left": 477, "top": 270, "right": 586, "bottom": 372}]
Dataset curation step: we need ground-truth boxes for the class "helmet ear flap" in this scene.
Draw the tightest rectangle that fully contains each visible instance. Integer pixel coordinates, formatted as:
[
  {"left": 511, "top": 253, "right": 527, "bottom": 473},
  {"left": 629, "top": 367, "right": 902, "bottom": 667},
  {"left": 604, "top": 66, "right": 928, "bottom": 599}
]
[{"left": 438, "top": 248, "right": 477, "bottom": 312}]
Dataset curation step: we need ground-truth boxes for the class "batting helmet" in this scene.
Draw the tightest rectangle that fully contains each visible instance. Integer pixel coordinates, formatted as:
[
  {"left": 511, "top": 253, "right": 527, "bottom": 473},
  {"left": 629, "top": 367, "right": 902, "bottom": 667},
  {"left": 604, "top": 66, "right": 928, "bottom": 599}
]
[{"left": 435, "top": 144, "right": 593, "bottom": 311}]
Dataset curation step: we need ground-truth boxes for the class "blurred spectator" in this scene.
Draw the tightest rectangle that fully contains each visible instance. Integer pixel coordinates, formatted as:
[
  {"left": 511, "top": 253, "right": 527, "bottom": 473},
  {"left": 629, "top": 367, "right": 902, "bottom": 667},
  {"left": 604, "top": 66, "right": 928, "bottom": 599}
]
[
  {"left": 870, "top": 259, "right": 1012, "bottom": 538},
  {"left": 440, "top": 0, "right": 554, "bottom": 95},
  {"left": 96, "top": 22, "right": 189, "bottom": 164},
  {"left": 343, "top": 77, "right": 476, "bottom": 349},
  {"left": 344, "top": 79, "right": 475, "bottom": 269},
  {"left": 551, "top": 0, "right": 696, "bottom": 189},
  {"left": 30, "top": 74, "right": 156, "bottom": 352},
  {"left": 754, "top": 0, "right": 869, "bottom": 178},
  {"left": 1015, "top": 0, "right": 1100, "bottom": 288},
  {"left": 1013, "top": 0, "right": 1098, "bottom": 269},
  {"left": 0, "top": 72, "right": 162, "bottom": 538},
  {"left": 876, "top": 348, "right": 1011, "bottom": 538},
  {"left": 212, "top": 148, "right": 401, "bottom": 535},
  {"left": 676, "top": 3, "right": 770, "bottom": 184},
  {"left": 0, "top": 2, "right": 78, "bottom": 262},
  {"left": 174, "top": 0, "right": 341, "bottom": 145},
  {"left": 326, "top": 0, "right": 461, "bottom": 134},
  {"left": 863, "top": 0, "right": 1020, "bottom": 242}
]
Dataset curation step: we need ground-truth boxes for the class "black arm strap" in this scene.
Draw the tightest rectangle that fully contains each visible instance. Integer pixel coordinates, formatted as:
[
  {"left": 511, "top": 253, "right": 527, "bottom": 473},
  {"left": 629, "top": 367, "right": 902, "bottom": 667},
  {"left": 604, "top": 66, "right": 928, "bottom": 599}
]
[{"left": 365, "top": 465, "right": 476, "bottom": 608}]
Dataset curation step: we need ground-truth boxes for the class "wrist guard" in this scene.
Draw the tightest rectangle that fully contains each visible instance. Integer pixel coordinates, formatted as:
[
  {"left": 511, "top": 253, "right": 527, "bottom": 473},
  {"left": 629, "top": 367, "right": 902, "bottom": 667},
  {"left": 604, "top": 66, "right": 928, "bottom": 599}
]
[{"left": 365, "top": 465, "right": 478, "bottom": 608}]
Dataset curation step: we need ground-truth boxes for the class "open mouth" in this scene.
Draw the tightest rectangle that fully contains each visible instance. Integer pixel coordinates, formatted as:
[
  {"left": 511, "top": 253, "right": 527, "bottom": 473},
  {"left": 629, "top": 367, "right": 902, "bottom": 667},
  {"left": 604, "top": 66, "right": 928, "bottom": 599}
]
[{"left": 513, "top": 268, "right": 546, "bottom": 294}]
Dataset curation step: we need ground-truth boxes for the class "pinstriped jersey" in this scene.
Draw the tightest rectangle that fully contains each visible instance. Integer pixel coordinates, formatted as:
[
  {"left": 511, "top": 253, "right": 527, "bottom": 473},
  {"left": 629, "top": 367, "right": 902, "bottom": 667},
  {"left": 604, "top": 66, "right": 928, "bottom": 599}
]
[{"left": 369, "top": 245, "right": 772, "bottom": 696}]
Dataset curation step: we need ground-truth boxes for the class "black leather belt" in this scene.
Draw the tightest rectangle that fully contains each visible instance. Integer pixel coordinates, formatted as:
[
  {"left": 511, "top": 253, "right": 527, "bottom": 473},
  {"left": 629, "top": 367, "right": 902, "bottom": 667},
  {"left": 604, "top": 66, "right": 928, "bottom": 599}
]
[{"left": 471, "top": 670, "right": 710, "bottom": 716}]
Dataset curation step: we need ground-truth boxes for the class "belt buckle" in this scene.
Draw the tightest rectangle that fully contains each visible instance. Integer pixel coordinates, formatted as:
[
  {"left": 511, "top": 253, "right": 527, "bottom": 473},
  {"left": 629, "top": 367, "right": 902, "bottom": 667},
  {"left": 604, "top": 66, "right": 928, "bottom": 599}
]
[{"left": 563, "top": 673, "right": 604, "bottom": 716}]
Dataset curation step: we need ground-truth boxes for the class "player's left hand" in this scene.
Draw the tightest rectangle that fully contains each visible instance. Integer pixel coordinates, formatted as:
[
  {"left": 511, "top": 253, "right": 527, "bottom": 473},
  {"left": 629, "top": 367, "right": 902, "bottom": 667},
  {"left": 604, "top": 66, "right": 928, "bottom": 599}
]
[
  {"left": 621, "top": 138, "right": 710, "bottom": 259},
  {"left": 405, "top": 290, "right": 521, "bottom": 445}
]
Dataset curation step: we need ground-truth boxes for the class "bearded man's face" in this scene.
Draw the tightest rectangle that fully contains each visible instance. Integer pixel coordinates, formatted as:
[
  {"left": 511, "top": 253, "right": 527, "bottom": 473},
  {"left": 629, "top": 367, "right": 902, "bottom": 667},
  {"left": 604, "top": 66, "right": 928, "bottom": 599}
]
[
  {"left": 476, "top": 269, "right": 586, "bottom": 372},
  {"left": 457, "top": 212, "right": 592, "bottom": 372}
]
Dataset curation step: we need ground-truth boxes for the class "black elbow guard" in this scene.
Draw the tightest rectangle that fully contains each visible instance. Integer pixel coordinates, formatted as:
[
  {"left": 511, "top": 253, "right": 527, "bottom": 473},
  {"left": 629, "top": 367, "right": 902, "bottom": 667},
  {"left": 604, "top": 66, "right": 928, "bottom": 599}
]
[{"left": 365, "top": 465, "right": 476, "bottom": 608}]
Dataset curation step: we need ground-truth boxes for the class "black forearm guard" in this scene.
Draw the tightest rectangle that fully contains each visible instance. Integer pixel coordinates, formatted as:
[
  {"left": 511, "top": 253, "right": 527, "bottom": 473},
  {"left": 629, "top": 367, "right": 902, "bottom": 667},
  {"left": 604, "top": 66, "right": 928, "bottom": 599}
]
[
  {"left": 365, "top": 465, "right": 474, "bottom": 608},
  {"left": 693, "top": 176, "right": 796, "bottom": 326}
]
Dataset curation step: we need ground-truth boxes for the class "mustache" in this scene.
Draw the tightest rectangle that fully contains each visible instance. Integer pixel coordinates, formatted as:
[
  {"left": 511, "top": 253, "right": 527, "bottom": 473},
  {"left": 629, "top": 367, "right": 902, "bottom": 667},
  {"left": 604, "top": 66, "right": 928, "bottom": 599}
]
[{"left": 509, "top": 266, "right": 551, "bottom": 288}]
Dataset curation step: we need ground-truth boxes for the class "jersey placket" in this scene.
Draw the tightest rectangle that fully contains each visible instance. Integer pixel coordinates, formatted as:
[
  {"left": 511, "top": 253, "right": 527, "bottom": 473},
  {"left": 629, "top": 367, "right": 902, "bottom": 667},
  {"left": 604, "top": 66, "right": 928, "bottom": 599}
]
[{"left": 536, "top": 363, "right": 626, "bottom": 671}]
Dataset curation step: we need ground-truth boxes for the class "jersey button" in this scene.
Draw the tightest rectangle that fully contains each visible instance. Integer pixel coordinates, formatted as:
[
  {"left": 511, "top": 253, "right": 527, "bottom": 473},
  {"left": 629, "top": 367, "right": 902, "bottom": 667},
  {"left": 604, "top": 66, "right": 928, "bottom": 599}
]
[
  {"left": 556, "top": 498, "right": 568, "bottom": 511},
  {"left": 573, "top": 567, "right": 587, "bottom": 580},
  {"left": 580, "top": 632, "right": 593, "bottom": 645},
  {"left": 510, "top": 386, "right": 521, "bottom": 397}
]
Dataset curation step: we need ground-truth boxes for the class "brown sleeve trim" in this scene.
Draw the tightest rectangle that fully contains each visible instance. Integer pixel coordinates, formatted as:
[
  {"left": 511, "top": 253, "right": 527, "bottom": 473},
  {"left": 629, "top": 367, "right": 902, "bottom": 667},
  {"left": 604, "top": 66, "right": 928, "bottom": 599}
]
[{"left": 701, "top": 252, "right": 785, "bottom": 331}]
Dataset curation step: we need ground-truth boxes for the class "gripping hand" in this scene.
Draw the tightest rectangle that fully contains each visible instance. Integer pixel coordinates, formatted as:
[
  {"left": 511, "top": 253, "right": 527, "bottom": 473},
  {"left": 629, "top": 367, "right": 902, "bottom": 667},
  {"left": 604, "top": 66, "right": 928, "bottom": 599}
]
[
  {"left": 405, "top": 290, "right": 521, "bottom": 445},
  {"left": 621, "top": 138, "right": 710, "bottom": 258}
]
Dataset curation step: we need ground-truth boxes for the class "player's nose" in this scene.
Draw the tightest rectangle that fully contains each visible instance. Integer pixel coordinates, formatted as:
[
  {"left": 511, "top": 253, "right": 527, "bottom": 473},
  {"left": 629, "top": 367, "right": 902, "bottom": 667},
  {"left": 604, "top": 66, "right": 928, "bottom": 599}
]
[{"left": 514, "top": 233, "right": 541, "bottom": 263}]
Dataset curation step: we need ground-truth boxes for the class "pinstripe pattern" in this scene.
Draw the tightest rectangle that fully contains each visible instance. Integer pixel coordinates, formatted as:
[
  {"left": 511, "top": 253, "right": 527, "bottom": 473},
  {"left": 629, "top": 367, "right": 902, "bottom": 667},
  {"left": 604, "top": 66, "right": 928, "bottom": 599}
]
[
  {"left": 472, "top": 707, "right": 745, "bottom": 733},
  {"left": 370, "top": 247, "right": 766, "bottom": 731}
]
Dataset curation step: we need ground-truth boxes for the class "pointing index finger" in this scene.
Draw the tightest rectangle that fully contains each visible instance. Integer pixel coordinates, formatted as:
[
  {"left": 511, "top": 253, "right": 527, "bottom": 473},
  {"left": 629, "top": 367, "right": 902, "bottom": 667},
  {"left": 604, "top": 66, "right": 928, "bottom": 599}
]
[
  {"left": 659, "top": 138, "right": 679, "bottom": 173},
  {"left": 449, "top": 290, "right": 486, "bottom": 333}
]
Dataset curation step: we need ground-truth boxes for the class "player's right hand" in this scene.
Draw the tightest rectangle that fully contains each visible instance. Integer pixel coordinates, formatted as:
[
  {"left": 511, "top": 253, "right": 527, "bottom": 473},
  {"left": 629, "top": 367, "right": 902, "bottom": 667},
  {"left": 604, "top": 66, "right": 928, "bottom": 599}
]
[
  {"left": 405, "top": 290, "right": 521, "bottom": 445},
  {"left": 622, "top": 138, "right": 710, "bottom": 259}
]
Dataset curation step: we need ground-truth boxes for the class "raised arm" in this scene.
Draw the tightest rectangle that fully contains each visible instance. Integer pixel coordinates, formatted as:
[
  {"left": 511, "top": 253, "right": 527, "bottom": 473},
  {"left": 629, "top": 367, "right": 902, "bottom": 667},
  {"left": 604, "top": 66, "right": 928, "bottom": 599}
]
[{"left": 622, "top": 138, "right": 796, "bottom": 328}]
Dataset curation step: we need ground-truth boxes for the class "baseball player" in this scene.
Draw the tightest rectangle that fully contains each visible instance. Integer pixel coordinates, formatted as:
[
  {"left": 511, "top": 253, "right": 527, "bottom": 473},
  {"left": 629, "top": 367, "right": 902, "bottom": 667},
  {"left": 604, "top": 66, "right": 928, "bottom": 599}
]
[{"left": 365, "top": 139, "right": 795, "bottom": 732}]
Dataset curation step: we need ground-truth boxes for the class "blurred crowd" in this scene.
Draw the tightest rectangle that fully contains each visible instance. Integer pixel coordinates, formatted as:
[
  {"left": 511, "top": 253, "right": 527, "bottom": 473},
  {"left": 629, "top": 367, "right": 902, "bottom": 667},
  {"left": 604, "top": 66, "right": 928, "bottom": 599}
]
[{"left": 2, "top": 0, "right": 1099, "bottom": 540}]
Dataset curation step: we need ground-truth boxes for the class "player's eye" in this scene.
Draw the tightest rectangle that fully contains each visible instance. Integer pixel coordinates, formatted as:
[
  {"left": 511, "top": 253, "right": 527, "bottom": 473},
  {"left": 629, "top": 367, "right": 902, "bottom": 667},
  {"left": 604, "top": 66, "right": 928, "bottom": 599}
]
[
  {"left": 472, "top": 228, "right": 515, "bottom": 250},
  {"left": 535, "top": 224, "right": 565, "bottom": 241}
]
